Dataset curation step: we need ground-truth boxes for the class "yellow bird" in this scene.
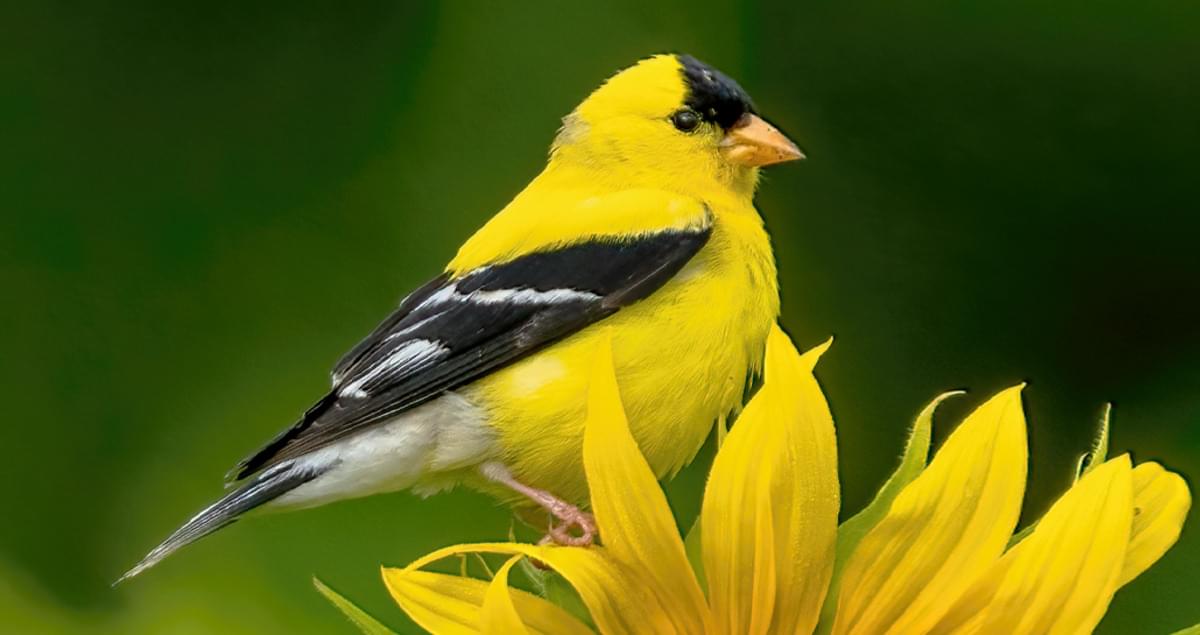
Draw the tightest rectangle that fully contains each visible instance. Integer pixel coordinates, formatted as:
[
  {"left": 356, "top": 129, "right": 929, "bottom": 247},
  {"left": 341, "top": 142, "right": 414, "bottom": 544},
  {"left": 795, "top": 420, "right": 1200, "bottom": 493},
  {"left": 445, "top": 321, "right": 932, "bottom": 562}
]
[{"left": 120, "top": 53, "right": 802, "bottom": 581}]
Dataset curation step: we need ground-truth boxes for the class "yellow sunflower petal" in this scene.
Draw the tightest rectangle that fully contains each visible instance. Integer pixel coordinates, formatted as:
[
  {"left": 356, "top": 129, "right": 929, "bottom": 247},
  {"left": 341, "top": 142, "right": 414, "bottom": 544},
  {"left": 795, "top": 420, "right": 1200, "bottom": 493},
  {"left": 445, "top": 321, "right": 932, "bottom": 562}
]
[
  {"left": 382, "top": 568, "right": 480, "bottom": 635},
  {"left": 702, "top": 327, "right": 839, "bottom": 635},
  {"left": 818, "top": 391, "right": 962, "bottom": 634},
  {"left": 747, "top": 492, "right": 778, "bottom": 635},
  {"left": 582, "top": 330, "right": 710, "bottom": 634},
  {"left": 385, "top": 543, "right": 624, "bottom": 635},
  {"left": 382, "top": 552, "right": 591, "bottom": 635},
  {"left": 1119, "top": 461, "right": 1191, "bottom": 586},
  {"left": 480, "top": 557, "right": 532, "bottom": 634},
  {"left": 832, "top": 385, "right": 1028, "bottom": 635},
  {"left": 932, "top": 455, "right": 1134, "bottom": 635}
]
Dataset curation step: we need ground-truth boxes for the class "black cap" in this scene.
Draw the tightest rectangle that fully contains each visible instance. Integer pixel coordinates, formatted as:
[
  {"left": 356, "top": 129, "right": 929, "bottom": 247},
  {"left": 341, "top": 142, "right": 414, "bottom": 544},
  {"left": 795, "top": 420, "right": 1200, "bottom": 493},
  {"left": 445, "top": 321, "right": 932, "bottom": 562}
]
[{"left": 678, "top": 54, "right": 756, "bottom": 129}]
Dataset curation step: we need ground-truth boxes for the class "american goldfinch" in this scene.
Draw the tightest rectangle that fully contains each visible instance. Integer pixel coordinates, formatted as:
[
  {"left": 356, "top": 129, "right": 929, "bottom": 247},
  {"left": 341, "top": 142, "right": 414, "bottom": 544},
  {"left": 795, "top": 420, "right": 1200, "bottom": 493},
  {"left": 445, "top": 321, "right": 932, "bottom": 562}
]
[{"left": 120, "top": 53, "right": 801, "bottom": 581}]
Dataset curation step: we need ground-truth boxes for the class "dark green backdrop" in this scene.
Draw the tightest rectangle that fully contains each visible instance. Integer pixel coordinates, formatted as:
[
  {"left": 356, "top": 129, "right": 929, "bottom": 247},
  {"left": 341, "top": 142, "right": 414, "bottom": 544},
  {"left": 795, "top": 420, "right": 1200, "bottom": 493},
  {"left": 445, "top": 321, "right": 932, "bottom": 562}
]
[{"left": 3, "top": 1, "right": 1197, "bottom": 633}]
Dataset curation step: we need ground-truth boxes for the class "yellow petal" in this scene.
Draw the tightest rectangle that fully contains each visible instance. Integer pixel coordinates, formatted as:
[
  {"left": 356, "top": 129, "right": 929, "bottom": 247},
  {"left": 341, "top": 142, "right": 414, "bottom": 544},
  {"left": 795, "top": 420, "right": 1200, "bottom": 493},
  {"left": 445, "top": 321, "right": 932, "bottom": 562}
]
[
  {"left": 1119, "top": 461, "right": 1191, "bottom": 586},
  {"left": 382, "top": 550, "right": 591, "bottom": 635},
  {"left": 818, "top": 391, "right": 962, "bottom": 634},
  {"left": 383, "top": 568, "right": 479, "bottom": 635},
  {"left": 832, "top": 386, "right": 1028, "bottom": 635},
  {"left": 582, "top": 330, "right": 710, "bottom": 634},
  {"left": 392, "top": 542, "right": 666, "bottom": 635},
  {"left": 932, "top": 455, "right": 1134, "bottom": 635},
  {"left": 481, "top": 557, "right": 532, "bottom": 635},
  {"left": 702, "top": 327, "right": 839, "bottom": 635},
  {"left": 747, "top": 492, "right": 778, "bottom": 635}
]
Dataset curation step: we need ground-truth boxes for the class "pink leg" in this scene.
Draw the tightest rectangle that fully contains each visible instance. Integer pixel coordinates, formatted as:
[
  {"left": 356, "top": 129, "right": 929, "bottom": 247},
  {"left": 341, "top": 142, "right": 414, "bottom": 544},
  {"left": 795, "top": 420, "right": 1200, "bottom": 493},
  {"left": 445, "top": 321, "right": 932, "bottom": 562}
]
[{"left": 479, "top": 462, "right": 597, "bottom": 546}]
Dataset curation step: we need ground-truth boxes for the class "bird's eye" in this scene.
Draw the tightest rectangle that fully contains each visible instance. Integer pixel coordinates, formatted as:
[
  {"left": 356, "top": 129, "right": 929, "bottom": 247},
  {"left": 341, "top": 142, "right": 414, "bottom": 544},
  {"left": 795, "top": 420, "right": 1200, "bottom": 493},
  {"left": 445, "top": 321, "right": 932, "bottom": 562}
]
[{"left": 671, "top": 109, "right": 700, "bottom": 132}]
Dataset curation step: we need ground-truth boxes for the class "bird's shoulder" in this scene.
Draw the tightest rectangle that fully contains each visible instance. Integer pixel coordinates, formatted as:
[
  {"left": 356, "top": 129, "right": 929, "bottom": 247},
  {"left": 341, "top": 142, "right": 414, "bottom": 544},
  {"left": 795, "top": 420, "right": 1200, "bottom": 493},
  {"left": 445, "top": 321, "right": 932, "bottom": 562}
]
[{"left": 448, "top": 186, "right": 711, "bottom": 274}]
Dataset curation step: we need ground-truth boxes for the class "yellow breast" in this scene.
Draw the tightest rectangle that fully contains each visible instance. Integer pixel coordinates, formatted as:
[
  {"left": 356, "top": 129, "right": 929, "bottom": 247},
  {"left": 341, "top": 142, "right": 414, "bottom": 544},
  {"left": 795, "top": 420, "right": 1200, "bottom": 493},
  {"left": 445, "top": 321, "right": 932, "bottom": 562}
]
[{"left": 464, "top": 193, "right": 779, "bottom": 505}]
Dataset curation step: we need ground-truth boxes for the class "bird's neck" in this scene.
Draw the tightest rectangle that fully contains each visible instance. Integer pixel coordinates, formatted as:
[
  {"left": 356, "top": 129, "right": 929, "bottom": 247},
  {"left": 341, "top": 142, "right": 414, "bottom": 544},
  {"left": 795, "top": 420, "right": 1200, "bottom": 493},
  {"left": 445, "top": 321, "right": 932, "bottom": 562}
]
[{"left": 544, "top": 149, "right": 760, "bottom": 210}]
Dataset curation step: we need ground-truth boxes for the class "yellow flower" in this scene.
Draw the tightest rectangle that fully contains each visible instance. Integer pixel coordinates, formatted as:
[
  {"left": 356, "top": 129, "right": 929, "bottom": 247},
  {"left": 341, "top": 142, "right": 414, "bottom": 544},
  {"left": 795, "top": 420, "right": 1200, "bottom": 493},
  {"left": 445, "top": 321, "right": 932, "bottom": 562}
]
[{"left": 375, "top": 326, "right": 1191, "bottom": 635}]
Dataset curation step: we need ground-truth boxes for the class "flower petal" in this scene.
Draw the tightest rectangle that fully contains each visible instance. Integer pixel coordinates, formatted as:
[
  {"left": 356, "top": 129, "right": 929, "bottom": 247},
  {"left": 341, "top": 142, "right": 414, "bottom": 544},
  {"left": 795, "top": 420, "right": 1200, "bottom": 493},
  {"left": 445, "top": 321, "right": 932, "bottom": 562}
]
[
  {"left": 747, "top": 492, "right": 778, "bottom": 635},
  {"left": 391, "top": 537, "right": 676, "bottom": 633},
  {"left": 931, "top": 455, "right": 1134, "bottom": 635},
  {"left": 582, "top": 330, "right": 710, "bottom": 634},
  {"left": 481, "top": 557, "right": 532, "bottom": 634},
  {"left": 383, "top": 562, "right": 590, "bottom": 634},
  {"left": 382, "top": 568, "right": 480, "bottom": 635},
  {"left": 702, "top": 327, "right": 839, "bottom": 635},
  {"left": 381, "top": 542, "right": 592, "bottom": 633},
  {"left": 832, "top": 386, "right": 1028, "bottom": 635},
  {"left": 1119, "top": 461, "right": 1191, "bottom": 587},
  {"left": 817, "top": 391, "right": 962, "bottom": 634}
]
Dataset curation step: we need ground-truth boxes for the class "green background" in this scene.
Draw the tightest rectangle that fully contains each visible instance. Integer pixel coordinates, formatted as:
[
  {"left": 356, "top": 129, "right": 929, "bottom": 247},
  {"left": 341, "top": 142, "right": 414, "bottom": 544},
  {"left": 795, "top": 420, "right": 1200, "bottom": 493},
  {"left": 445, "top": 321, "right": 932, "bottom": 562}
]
[{"left": 3, "top": 1, "right": 1198, "bottom": 633}]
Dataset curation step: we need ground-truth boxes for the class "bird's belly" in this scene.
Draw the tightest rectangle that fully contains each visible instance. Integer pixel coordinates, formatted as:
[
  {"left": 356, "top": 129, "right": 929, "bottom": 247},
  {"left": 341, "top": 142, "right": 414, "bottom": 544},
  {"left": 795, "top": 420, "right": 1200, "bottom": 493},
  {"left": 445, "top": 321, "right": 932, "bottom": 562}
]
[
  {"left": 468, "top": 258, "right": 774, "bottom": 506},
  {"left": 269, "top": 392, "right": 494, "bottom": 509}
]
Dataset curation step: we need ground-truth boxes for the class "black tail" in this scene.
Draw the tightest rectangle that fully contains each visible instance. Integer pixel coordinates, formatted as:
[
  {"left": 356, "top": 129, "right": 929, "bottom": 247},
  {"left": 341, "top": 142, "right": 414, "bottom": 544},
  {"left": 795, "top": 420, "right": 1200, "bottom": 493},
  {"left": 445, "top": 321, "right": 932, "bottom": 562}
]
[
  {"left": 226, "top": 392, "right": 337, "bottom": 483},
  {"left": 115, "top": 462, "right": 320, "bottom": 584}
]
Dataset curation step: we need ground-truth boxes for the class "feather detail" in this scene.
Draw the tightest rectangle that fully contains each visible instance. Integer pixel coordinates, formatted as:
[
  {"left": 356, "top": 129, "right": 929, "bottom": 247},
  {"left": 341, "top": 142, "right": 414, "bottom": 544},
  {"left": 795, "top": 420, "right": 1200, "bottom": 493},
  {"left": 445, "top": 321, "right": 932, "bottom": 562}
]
[{"left": 229, "top": 221, "right": 713, "bottom": 481}]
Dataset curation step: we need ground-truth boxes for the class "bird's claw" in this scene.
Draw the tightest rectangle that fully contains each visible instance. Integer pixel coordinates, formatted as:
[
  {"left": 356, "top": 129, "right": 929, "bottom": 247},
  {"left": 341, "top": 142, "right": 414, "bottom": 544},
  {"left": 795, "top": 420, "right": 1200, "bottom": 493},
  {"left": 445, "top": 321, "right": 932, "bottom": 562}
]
[
  {"left": 542, "top": 505, "right": 596, "bottom": 547},
  {"left": 478, "top": 462, "right": 597, "bottom": 547}
]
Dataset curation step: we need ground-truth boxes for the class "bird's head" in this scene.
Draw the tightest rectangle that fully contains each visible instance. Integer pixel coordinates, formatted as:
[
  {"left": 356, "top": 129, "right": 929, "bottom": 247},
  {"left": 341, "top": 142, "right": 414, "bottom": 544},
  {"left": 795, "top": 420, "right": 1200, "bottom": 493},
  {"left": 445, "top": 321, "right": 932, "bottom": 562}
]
[{"left": 550, "top": 54, "right": 803, "bottom": 198}]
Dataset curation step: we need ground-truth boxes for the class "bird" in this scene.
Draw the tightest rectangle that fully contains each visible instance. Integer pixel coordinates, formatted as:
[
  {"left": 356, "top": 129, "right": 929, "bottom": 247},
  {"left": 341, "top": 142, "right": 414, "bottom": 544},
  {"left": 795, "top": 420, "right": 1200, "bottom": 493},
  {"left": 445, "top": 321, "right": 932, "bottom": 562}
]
[{"left": 118, "top": 53, "right": 802, "bottom": 583}]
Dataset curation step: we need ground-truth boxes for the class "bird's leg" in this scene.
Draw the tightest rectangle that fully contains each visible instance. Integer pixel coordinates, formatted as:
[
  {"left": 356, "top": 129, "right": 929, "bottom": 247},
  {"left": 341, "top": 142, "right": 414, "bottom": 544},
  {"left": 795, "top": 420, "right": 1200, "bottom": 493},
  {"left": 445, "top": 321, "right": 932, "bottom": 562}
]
[{"left": 479, "top": 462, "right": 597, "bottom": 547}]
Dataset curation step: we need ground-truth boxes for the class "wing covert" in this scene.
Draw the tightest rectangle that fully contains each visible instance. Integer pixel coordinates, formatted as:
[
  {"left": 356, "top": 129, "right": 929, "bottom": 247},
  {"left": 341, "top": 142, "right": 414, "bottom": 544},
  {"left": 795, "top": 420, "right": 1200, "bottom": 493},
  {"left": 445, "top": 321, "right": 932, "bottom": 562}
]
[{"left": 230, "top": 221, "right": 712, "bottom": 480}]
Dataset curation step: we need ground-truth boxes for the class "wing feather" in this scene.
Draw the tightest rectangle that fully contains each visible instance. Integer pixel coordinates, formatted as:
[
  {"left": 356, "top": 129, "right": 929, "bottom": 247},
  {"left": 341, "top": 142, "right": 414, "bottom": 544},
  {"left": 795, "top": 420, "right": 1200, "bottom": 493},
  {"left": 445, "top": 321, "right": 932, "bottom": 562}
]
[{"left": 229, "top": 221, "right": 712, "bottom": 480}]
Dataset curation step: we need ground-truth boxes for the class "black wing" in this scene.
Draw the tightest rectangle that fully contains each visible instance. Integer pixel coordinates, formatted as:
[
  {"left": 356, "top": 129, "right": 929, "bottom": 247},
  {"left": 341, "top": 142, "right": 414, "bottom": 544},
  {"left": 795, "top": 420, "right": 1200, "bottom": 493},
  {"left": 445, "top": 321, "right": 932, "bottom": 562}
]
[{"left": 229, "top": 223, "right": 712, "bottom": 480}]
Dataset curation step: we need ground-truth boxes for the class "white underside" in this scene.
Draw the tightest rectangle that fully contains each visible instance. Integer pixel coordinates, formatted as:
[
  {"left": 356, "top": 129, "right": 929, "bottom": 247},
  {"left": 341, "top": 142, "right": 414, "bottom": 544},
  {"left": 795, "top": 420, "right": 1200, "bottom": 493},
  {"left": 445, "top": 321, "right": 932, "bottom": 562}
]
[{"left": 269, "top": 391, "right": 494, "bottom": 509}]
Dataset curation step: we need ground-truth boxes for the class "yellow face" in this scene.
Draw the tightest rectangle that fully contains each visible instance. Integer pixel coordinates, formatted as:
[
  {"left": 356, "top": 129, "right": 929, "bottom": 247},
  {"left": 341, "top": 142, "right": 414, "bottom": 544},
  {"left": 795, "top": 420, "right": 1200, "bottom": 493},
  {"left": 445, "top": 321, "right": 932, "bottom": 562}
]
[{"left": 552, "top": 54, "right": 802, "bottom": 197}]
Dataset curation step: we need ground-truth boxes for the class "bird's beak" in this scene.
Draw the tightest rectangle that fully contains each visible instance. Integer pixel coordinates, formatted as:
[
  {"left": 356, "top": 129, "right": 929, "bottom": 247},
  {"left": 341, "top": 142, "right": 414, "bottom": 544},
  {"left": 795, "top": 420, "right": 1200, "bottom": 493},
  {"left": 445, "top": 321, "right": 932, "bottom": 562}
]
[{"left": 719, "top": 113, "right": 805, "bottom": 167}]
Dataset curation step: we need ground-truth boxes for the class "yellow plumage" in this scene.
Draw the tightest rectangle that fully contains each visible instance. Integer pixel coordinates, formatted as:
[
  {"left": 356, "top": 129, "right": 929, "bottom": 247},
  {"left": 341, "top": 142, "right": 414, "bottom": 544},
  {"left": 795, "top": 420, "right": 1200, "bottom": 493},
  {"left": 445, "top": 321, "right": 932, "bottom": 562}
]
[
  {"left": 121, "top": 53, "right": 801, "bottom": 581},
  {"left": 451, "top": 55, "right": 783, "bottom": 505}
]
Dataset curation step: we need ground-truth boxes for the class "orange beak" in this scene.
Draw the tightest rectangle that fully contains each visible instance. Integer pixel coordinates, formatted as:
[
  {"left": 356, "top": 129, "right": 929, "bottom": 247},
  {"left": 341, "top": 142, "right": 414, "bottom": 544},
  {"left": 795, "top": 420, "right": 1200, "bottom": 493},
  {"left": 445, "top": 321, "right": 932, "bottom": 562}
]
[{"left": 719, "top": 113, "right": 805, "bottom": 167}]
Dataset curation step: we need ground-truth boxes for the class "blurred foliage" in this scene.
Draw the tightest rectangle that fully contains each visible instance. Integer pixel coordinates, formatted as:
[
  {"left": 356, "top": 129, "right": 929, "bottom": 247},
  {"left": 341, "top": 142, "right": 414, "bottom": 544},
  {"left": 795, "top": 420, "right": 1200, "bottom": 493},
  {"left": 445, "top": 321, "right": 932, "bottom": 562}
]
[{"left": 2, "top": 1, "right": 1197, "bottom": 633}]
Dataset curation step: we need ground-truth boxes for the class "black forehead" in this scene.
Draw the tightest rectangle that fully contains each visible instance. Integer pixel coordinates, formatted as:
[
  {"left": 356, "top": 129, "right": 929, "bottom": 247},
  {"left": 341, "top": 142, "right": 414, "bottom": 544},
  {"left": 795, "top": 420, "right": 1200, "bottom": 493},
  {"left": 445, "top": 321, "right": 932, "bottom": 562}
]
[{"left": 678, "top": 54, "right": 756, "bottom": 129}]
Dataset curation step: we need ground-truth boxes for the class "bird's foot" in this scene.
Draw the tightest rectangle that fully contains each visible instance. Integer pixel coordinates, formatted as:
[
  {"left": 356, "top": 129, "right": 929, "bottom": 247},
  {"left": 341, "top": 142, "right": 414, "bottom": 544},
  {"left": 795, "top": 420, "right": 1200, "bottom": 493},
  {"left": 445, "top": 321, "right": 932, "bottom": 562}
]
[
  {"left": 540, "top": 505, "right": 597, "bottom": 547},
  {"left": 480, "top": 461, "right": 597, "bottom": 547}
]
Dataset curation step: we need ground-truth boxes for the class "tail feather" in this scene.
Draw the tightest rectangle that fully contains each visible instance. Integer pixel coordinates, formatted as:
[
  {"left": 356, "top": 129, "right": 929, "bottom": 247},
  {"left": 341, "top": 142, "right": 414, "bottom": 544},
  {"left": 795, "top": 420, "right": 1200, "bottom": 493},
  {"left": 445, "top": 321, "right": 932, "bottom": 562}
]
[
  {"left": 225, "top": 392, "right": 337, "bottom": 485},
  {"left": 115, "top": 462, "right": 320, "bottom": 584}
]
